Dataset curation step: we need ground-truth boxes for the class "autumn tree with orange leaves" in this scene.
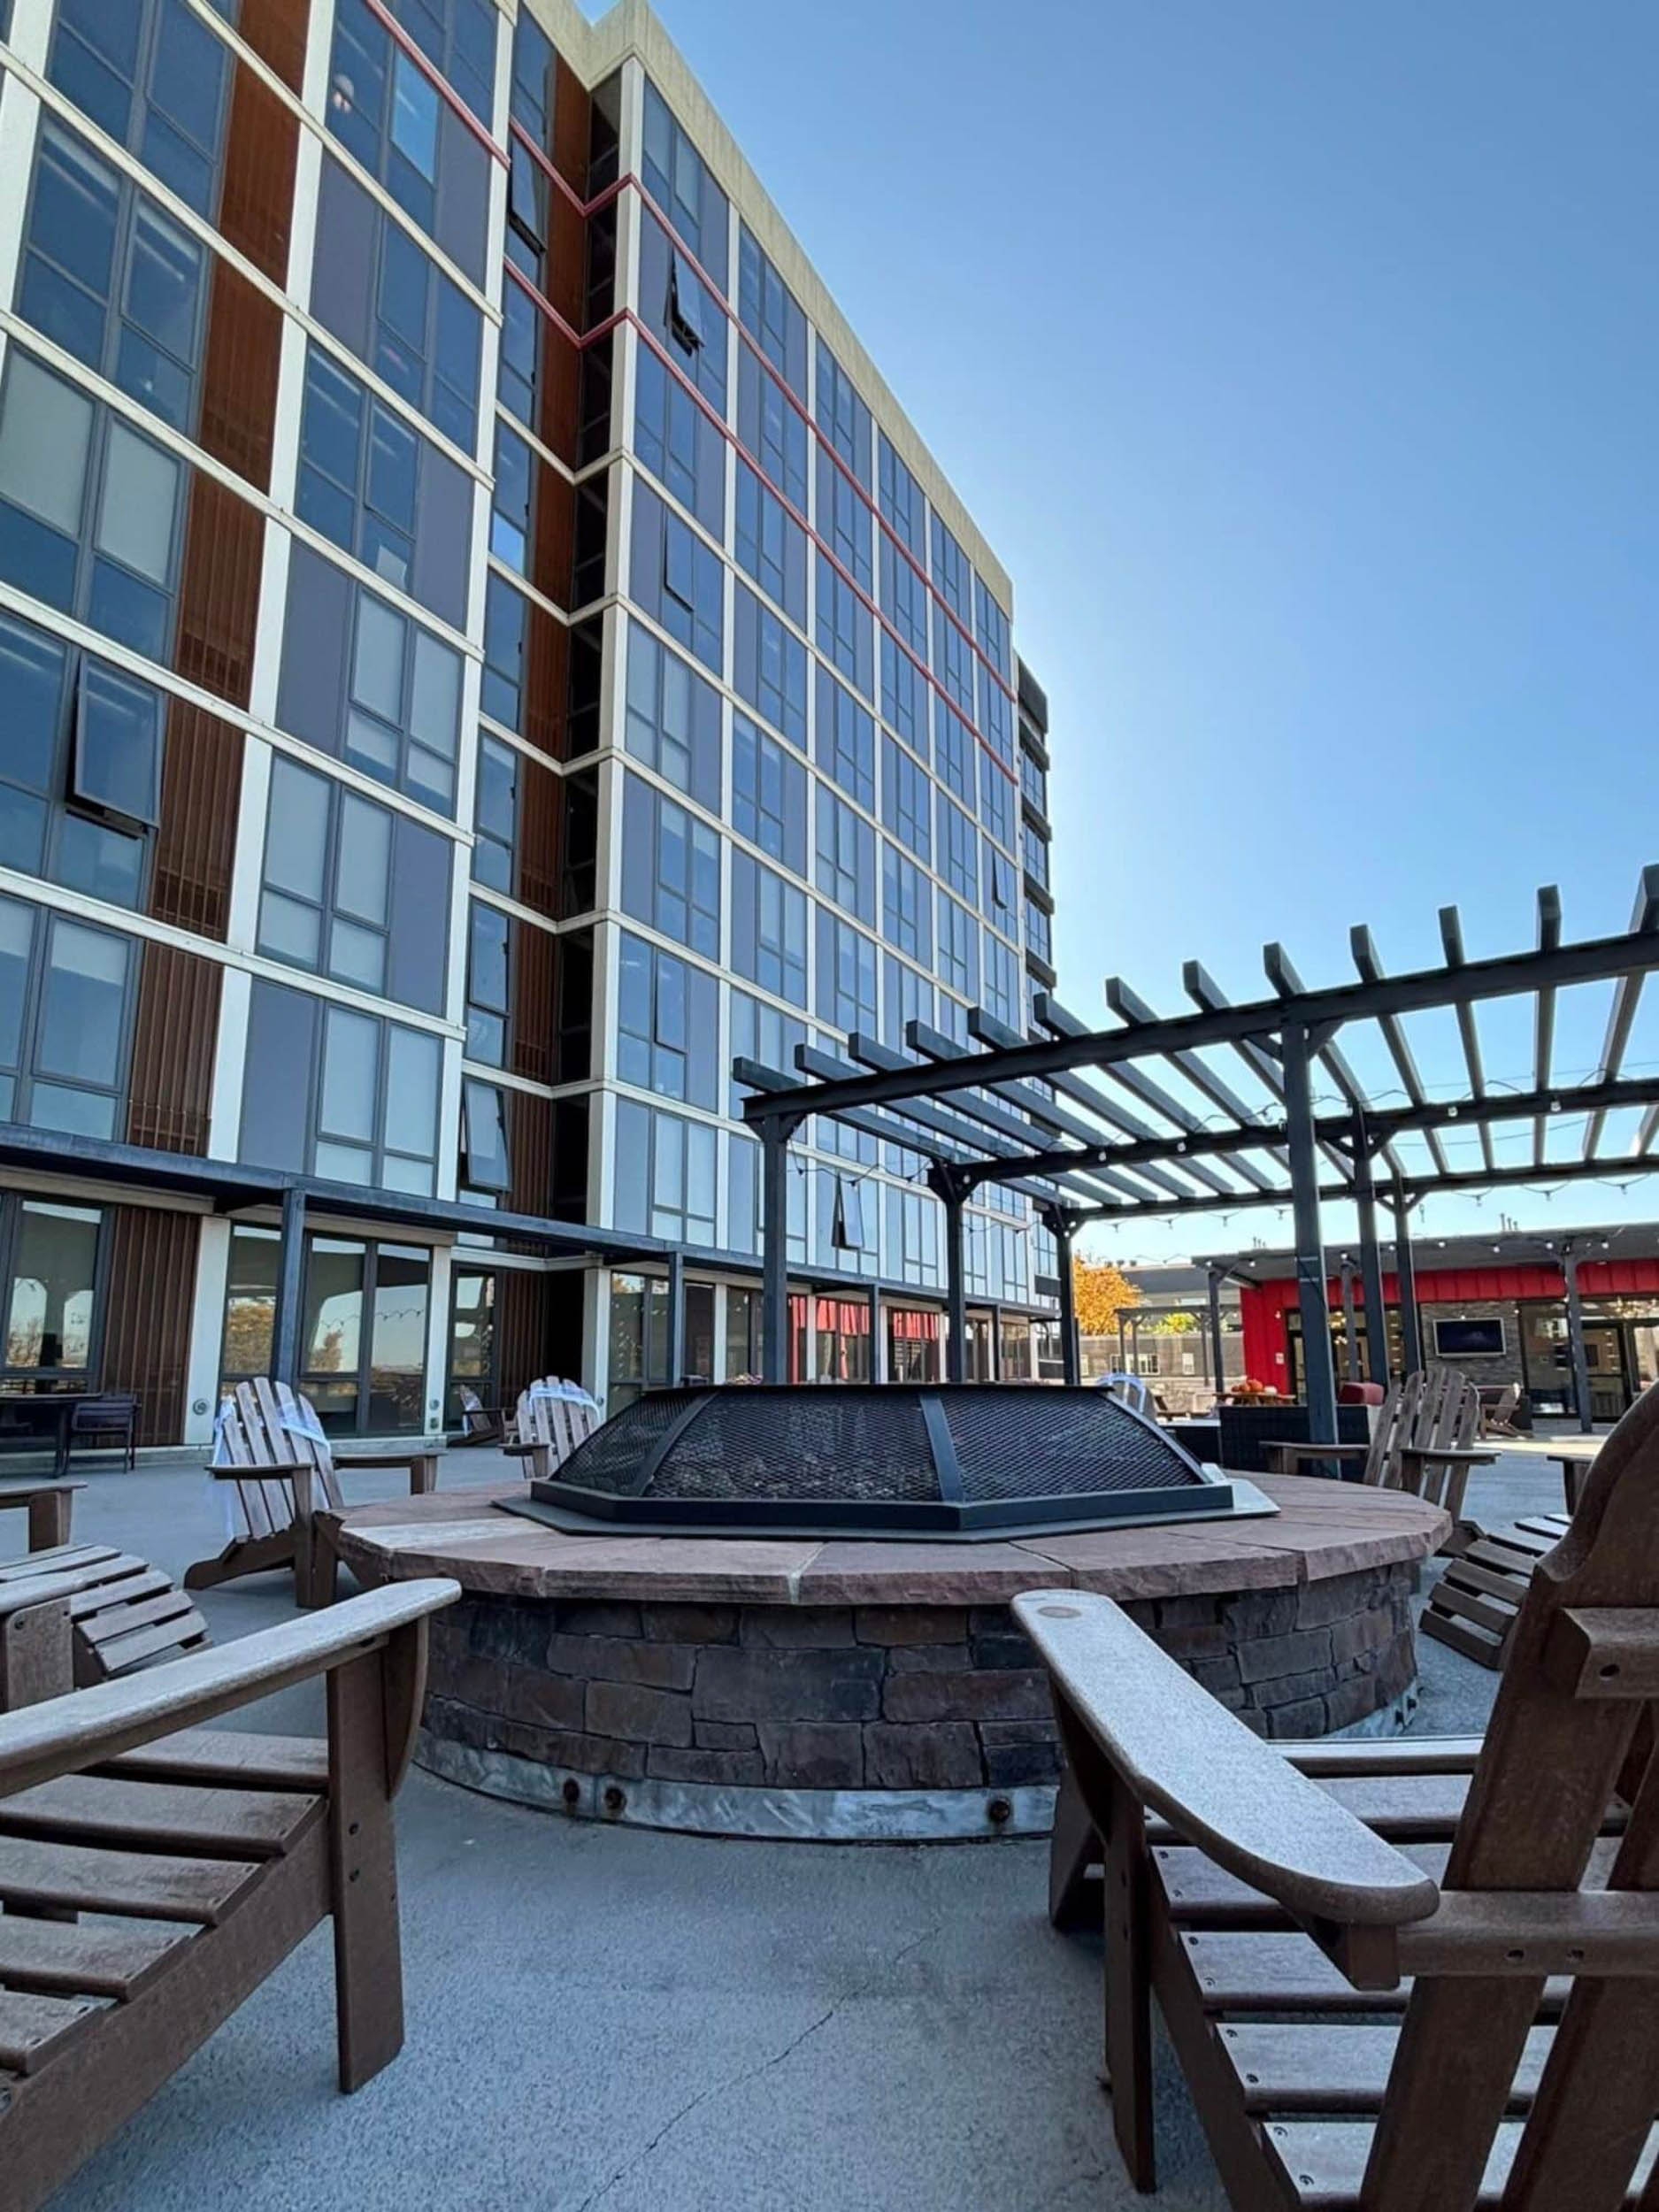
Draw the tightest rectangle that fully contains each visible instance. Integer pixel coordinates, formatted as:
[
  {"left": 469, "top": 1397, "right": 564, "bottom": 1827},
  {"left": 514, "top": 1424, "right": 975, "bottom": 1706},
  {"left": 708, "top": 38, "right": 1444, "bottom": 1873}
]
[{"left": 1071, "top": 1257, "right": 1142, "bottom": 1338}]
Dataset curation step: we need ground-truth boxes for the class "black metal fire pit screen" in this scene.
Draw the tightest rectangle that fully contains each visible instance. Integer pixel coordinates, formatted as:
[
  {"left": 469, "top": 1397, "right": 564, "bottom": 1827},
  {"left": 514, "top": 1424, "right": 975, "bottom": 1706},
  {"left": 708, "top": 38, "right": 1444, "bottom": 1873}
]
[{"left": 500, "top": 1385, "right": 1277, "bottom": 1542}]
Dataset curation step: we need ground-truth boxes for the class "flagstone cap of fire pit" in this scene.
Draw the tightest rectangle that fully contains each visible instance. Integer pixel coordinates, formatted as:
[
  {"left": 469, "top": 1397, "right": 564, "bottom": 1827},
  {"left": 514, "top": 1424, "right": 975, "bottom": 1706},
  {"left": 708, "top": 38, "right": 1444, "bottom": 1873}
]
[{"left": 498, "top": 1383, "right": 1279, "bottom": 1543}]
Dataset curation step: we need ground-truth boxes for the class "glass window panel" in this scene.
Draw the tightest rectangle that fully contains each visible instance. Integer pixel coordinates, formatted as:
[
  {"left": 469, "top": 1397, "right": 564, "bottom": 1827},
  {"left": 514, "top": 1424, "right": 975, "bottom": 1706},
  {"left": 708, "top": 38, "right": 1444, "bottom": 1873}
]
[
  {"left": 303, "top": 1237, "right": 365, "bottom": 1375},
  {"left": 0, "top": 354, "right": 94, "bottom": 535},
  {"left": 265, "top": 759, "right": 330, "bottom": 900},
  {"left": 259, "top": 888, "right": 322, "bottom": 966},
  {"left": 75, "top": 661, "right": 162, "bottom": 823},
  {"left": 352, "top": 594, "right": 406, "bottom": 720},
  {"left": 391, "top": 50, "right": 440, "bottom": 179},
  {"left": 4, "top": 1202, "right": 101, "bottom": 1372},
  {"left": 96, "top": 421, "right": 179, "bottom": 582},
  {"left": 320, "top": 1005, "right": 379, "bottom": 1141},
  {"left": 0, "top": 900, "right": 35, "bottom": 1070},
  {"left": 37, "top": 919, "right": 127, "bottom": 1087},
  {"left": 385, "top": 1023, "right": 439, "bottom": 1158},
  {"left": 336, "top": 794, "right": 391, "bottom": 925},
  {"left": 124, "top": 202, "right": 201, "bottom": 360},
  {"left": 0, "top": 613, "right": 67, "bottom": 795},
  {"left": 408, "top": 629, "right": 459, "bottom": 758}
]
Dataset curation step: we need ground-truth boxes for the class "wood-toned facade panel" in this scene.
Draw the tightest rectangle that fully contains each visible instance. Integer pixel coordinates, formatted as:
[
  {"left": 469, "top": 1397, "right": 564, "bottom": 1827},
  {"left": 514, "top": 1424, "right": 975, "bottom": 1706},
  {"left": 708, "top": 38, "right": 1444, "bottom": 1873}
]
[{"left": 102, "top": 1204, "right": 202, "bottom": 1447}]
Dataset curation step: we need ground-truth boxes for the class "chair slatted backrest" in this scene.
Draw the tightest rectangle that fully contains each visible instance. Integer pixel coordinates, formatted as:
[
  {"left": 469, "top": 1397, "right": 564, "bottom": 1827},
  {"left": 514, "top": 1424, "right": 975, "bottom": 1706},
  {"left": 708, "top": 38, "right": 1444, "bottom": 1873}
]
[
  {"left": 457, "top": 1386, "right": 496, "bottom": 1441},
  {"left": 1096, "top": 1372, "right": 1154, "bottom": 1417},
  {"left": 513, "top": 1378, "right": 601, "bottom": 1471},
  {"left": 216, "top": 1380, "right": 342, "bottom": 1534},
  {"left": 1361, "top": 1380, "right": 1659, "bottom": 2208},
  {"left": 1356, "top": 1363, "right": 1479, "bottom": 1494}
]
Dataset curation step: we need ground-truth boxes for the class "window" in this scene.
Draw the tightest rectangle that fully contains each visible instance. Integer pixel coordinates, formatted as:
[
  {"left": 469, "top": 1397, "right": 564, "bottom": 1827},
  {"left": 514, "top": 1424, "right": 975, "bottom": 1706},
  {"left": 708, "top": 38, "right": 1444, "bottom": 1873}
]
[
  {"left": 0, "top": 611, "right": 163, "bottom": 912},
  {"left": 240, "top": 978, "right": 442, "bottom": 1194},
  {"left": 937, "top": 890, "right": 979, "bottom": 1003},
  {"left": 812, "top": 670, "right": 873, "bottom": 815},
  {"left": 734, "top": 460, "right": 806, "bottom": 626},
  {"left": 488, "top": 419, "right": 533, "bottom": 573},
  {"left": 733, "top": 714, "right": 805, "bottom": 874},
  {"left": 879, "top": 533, "right": 928, "bottom": 657},
  {"left": 326, "top": 0, "right": 490, "bottom": 285},
  {"left": 613, "top": 1099, "right": 718, "bottom": 1246},
  {"left": 19, "top": 117, "right": 205, "bottom": 438},
  {"left": 983, "top": 931, "right": 1018, "bottom": 1026},
  {"left": 980, "top": 751, "right": 1015, "bottom": 849},
  {"left": 737, "top": 349, "right": 807, "bottom": 512},
  {"left": 815, "top": 339, "right": 870, "bottom": 488},
  {"left": 882, "top": 952, "right": 933, "bottom": 1052},
  {"left": 887, "top": 1187, "right": 940, "bottom": 1288},
  {"left": 824, "top": 1171, "right": 875, "bottom": 1270},
  {"left": 728, "top": 988, "right": 806, "bottom": 1115},
  {"left": 814, "top": 788, "right": 874, "bottom": 924},
  {"left": 1021, "top": 746, "right": 1048, "bottom": 819},
  {"left": 634, "top": 342, "right": 725, "bottom": 538},
  {"left": 937, "top": 792, "right": 978, "bottom": 904},
  {"left": 0, "top": 896, "right": 134, "bottom": 1137},
  {"left": 635, "top": 205, "right": 729, "bottom": 409},
  {"left": 473, "top": 735, "right": 518, "bottom": 894},
  {"left": 2, "top": 1197, "right": 104, "bottom": 1379},
  {"left": 982, "top": 838, "right": 1017, "bottom": 933},
  {"left": 976, "top": 573, "right": 1011, "bottom": 680},
  {"left": 278, "top": 546, "right": 464, "bottom": 812},
  {"left": 619, "top": 772, "right": 719, "bottom": 958},
  {"left": 878, "top": 434, "right": 926, "bottom": 561},
  {"left": 879, "top": 634, "right": 926, "bottom": 755},
  {"left": 817, "top": 449, "right": 872, "bottom": 591},
  {"left": 815, "top": 553, "right": 873, "bottom": 698},
  {"left": 641, "top": 80, "right": 728, "bottom": 292},
  {"left": 465, "top": 899, "right": 508, "bottom": 1062},
  {"left": 816, "top": 910, "right": 876, "bottom": 1036},
  {"left": 624, "top": 623, "right": 721, "bottom": 812},
  {"left": 384, "top": 0, "right": 496, "bottom": 128},
  {"left": 982, "top": 674, "right": 1013, "bottom": 767},
  {"left": 0, "top": 349, "right": 183, "bottom": 667},
  {"left": 630, "top": 480, "right": 723, "bottom": 676},
  {"left": 296, "top": 1235, "right": 432, "bottom": 1435},
  {"left": 737, "top": 226, "right": 806, "bottom": 396},
  {"left": 881, "top": 841, "right": 931, "bottom": 965},
  {"left": 935, "top": 702, "right": 974, "bottom": 806},
  {"left": 1024, "top": 822, "right": 1050, "bottom": 891},
  {"left": 511, "top": 8, "right": 554, "bottom": 137},
  {"left": 733, "top": 582, "right": 806, "bottom": 748},
  {"left": 617, "top": 930, "right": 717, "bottom": 1109},
  {"left": 258, "top": 757, "right": 449, "bottom": 1011},
  {"left": 730, "top": 851, "right": 806, "bottom": 1006},
  {"left": 931, "top": 511, "right": 970, "bottom": 622},
  {"left": 50, "top": 0, "right": 229, "bottom": 219},
  {"left": 934, "top": 601, "right": 976, "bottom": 718},
  {"left": 1025, "top": 900, "right": 1052, "bottom": 970},
  {"left": 879, "top": 735, "right": 931, "bottom": 864},
  {"left": 296, "top": 343, "right": 471, "bottom": 626},
  {"left": 311, "top": 156, "right": 481, "bottom": 453}
]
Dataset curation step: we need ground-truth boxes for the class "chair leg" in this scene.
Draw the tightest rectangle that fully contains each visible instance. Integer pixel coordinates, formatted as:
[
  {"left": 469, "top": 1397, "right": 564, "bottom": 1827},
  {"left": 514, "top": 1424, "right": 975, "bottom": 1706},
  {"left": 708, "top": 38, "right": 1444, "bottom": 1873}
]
[
  {"left": 326, "top": 1647, "right": 405, "bottom": 2091},
  {"left": 27, "top": 1488, "right": 73, "bottom": 1552},
  {"left": 1102, "top": 1774, "right": 1156, "bottom": 2192},
  {"left": 1048, "top": 1763, "right": 1099, "bottom": 1930}
]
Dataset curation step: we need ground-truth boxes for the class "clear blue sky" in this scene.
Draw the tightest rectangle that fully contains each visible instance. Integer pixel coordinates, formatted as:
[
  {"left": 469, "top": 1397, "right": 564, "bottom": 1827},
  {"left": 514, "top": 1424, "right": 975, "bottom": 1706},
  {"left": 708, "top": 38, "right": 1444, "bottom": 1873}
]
[{"left": 618, "top": 0, "right": 1659, "bottom": 1263}]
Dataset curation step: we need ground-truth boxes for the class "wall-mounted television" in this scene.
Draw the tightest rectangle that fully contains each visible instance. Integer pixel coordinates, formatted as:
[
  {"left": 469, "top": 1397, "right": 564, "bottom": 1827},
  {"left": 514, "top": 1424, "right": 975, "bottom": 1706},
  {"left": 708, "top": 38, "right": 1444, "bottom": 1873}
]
[{"left": 1432, "top": 1316, "right": 1507, "bottom": 1359}]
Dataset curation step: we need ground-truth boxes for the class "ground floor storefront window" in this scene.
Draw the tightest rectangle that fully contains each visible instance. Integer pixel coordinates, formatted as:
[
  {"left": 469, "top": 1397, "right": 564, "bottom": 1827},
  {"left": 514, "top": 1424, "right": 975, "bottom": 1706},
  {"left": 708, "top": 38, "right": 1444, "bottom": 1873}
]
[
  {"left": 814, "top": 1295, "right": 871, "bottom": 1382},
  {"left": 1, "top": 1195, "right": 102, "bottom": 1383},
  {"left": 608, "top": 1271, "right": 716, "bottom": 1409},
  {"left": 219, "top": 1225, "right": 431, "bottom": 1434},
  {"left": 999, "top": 1317, "right": 1034, "bottom": 1380},
  {"left": 887, "top": 1305, "right": 941, "bottom": 1382}
]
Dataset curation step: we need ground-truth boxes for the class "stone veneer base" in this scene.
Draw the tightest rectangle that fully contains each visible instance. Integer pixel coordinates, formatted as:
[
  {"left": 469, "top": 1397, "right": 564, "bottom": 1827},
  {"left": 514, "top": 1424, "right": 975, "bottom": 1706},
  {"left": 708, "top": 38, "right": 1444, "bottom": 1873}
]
[{"left": 417, "top": 1563, "right": 1424, "bottom": 1841}]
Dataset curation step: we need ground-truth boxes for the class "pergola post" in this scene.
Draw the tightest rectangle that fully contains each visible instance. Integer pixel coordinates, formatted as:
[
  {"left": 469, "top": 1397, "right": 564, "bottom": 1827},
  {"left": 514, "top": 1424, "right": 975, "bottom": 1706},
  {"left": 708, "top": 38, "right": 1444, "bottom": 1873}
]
[
  {"left": 271, "top": 1184, "right": 306, "bottom": 1387},
  {"left": 867, "top": 1279, "right": 884, "bottom": 1383},
  {"left": 1206, "top": 1265, "right": 1227, "bottom": 1401},
  {"left": 664, "top": 1246, "right": 686, "bottom": 1386},
  {"left": 1338, "top": 1259, "right": 1359, "bottom": 1382},
  {"left": 759, "top": 1117, "right": 796, "bottom": 1384},
  {"left": 1392, "top": 1177, "right": 1424, "bottom": 1377},
  {"left": 1283, "top": 1022, "right": 1338, "bottom": 1446},
  {"left": 1053, "top": 1213, "right": 1081, "bottom": 1386},
  {"left": 938, "top": 1178, "right": 968, "bottom": 1385},
  {"left": 1351, "top": 1128, "right": 1390, "bottom": 1388},
  {"left": 1563, "top": 1245, "right": 1593, "bottom": 1433}
]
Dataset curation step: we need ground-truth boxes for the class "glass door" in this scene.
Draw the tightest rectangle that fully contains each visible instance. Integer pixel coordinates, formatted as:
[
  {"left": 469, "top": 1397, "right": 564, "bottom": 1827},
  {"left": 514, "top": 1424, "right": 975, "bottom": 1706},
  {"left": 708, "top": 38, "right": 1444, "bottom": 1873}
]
[
  {"left": 1580, "top": 1323, "right": 1629, "bottom": 1425},
  {"left": 446, "top": 1266, "right": 497, "bottom": 1429}
]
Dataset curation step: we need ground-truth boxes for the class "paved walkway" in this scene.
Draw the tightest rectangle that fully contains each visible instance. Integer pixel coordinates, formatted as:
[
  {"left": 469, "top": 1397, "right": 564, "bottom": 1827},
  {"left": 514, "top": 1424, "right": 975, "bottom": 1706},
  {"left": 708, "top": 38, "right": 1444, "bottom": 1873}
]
[{"left": 30, "top": 1442, "right": 1555, "bottom": 2211}]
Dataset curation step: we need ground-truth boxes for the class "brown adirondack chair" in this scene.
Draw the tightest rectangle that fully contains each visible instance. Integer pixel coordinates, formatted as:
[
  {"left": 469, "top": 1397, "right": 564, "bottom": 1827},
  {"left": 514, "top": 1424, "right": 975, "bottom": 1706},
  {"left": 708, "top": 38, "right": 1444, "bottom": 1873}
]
[
  {"left": 1264, "top": 1365, "right": 1494, "bottom": 1547},
  {"left": 188, "top": 1379, "right": 443, "bottom": 1609},
  {"left": 0, "top": 1575, "right": 457, "bottom": 2211},
  {"left": 1018, "top": 1377, "right": 1659, "bottom": 2209},
  {"left": 453, "top": 1384, "right": 504, "bottom": 1446},
  {"left": 503, "top": 1376, "right": 601, "bottom": 1480},
  {"left": 1479, "top": 1382, "right": 1523, "bottom": 1439},
  {"left": 1, "top": 1544, "right": 209, "bottom": 1704}
]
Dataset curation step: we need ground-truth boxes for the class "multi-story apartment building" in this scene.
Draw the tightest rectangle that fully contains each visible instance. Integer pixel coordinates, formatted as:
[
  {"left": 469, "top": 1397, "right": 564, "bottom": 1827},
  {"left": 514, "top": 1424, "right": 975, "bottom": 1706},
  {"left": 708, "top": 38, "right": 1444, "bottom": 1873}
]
[{"left": 0, "top": 0, "right": 1060, "bottom": 1448}]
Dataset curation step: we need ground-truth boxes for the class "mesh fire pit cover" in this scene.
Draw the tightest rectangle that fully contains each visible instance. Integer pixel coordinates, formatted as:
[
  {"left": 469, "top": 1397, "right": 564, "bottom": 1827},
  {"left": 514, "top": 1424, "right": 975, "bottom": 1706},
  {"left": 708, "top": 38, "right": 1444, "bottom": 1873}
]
[{"left": 501, "top": 1385, "right": 1276, "bottom": 1542}]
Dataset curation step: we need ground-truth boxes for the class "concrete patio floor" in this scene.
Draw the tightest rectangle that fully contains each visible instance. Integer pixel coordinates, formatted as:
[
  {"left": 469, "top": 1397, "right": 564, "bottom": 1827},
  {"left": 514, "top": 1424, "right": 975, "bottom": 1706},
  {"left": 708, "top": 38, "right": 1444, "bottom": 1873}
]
[{"left": 29, "top": 1436, "right": 1571, "bottom": 2211}]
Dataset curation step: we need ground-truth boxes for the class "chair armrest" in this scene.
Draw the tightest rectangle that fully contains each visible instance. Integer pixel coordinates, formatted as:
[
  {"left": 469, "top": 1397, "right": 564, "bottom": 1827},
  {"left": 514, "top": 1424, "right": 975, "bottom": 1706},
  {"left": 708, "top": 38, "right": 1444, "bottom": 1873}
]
[
  {"left": 1264, "top": 1441, "right": 1369, "bottom": 1460},
  {"left": 1013, "top": 1590, "right": 1439, "bottom": 1930},
  {"left": 0, "top": 1571, "right": 90, "bottom": 1621},
  {"left": 0, "top": 1481, "right": 88, "bottom": 1503},
  {"left": 1397, "top": 1446, "right": 1497, "bottom": 1466},
  {"left": 333, "top": 1449, "right": 443, "bottom": 1471},
  {"left": 0, "top": 1578, "right": 459, "bottom": 1799}
]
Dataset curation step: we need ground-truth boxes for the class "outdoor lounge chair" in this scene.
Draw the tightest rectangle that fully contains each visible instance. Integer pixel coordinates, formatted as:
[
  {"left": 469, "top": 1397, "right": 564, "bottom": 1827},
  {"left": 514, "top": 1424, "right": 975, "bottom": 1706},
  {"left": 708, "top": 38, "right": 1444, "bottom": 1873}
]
[
  {"left": 1017, "top": 1378, "right": 1659, "bottom": 2208},
  {"left": 453, "top": 1384, "right": 505, "bottom": 1446},
  {"left": 1263, "top": 1365, "right": 1494, "bottom": 1548},
  {"left": 0, "top": 1574, "right": 457, "bottom": 2211},
  {"left": 188, "top": 1379, "right": 444, "bottom": 1609},
  {"left": 502, "top": 1376, "right": 602, "bottom": 1480},
  {"left": 1479, "top": 1381, "right": 1523, "bottom": 1439},
  {"left": 0, "top": 1479, "right": 84, "bottom": 1554},
  {"left": 1093, "top": 1372, "right": 1156, "bottom": 1417},
  {"left": 1, "top": 1543, "right": 210, "bottom": 1704}
]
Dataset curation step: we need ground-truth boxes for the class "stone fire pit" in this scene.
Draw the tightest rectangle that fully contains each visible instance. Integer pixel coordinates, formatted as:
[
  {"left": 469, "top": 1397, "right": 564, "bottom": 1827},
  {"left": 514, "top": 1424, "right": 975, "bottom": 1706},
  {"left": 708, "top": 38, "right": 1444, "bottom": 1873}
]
[{"left": 328, "top": 1475, "right": 1448, "bottom": 1842}]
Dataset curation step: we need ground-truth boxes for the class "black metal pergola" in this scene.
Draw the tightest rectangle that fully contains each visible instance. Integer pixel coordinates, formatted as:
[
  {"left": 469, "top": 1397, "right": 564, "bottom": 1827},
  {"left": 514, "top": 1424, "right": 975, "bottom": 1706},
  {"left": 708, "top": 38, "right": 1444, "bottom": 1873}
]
[{"left": 737, "top": 867, "right": 1659, "bottom": 1438}]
